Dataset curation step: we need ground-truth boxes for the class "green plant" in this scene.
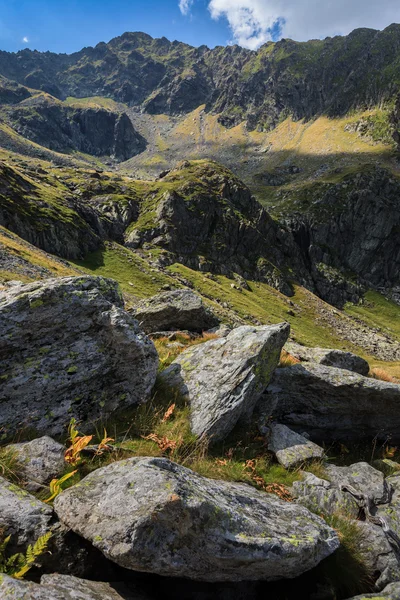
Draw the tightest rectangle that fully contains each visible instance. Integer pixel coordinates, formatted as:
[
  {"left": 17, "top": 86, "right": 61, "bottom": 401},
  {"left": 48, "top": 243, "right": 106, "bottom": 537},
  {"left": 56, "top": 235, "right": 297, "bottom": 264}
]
[
  {"left": 0, "top": 447, "right": 22, "bottom": 483},
  {"left": 44, "top": 470, "right": 78, "bottom": 503},
  {"left": 0, "top": 530, "right": 52, "bottom": 579}
]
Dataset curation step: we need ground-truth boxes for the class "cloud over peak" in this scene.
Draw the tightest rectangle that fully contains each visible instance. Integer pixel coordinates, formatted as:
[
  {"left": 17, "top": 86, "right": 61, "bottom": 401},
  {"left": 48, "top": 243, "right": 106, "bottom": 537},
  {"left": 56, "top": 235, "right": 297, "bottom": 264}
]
[{"left": 181, "top": 0, "right": 400, "bottom": 49}]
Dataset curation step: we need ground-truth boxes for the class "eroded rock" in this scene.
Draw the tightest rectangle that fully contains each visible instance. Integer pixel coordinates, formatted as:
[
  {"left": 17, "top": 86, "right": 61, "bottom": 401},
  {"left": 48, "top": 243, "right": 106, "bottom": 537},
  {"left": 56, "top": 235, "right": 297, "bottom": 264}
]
[
  {"left": 261, "top": 363, "right": 400, "bottom": 443},
  {"left": 161, "top": 323, "right": 290, "bottom": 442},
  {"left": 0, "top": 574, "right": 132, "bottom": 600},
  {"left": 285, "top": 342, "right": 369, "bottom": 375},
  {"left": 266, "top": 423, "right": 324, "bottom": 469},
  {"left": 54, "top": 456, "right": 339, "bottom": 582},
  {"left": 133, "top": 289, "right": 219, "bottom": 334},
  {"left": 0, "top": 276, "right": 158, "bottom": 439},
  {"left": 8, "top": 436, "right": 65, "bottom": 492}
]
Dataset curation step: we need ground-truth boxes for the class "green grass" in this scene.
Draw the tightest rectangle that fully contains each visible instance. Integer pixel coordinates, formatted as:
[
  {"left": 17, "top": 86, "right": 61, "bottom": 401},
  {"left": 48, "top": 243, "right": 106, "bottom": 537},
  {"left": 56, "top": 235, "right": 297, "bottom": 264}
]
[
  {"left": 69, "top": 241, "right": 177, "bottom": 300},
  {"left": 64, "top": 96, "right": 127, "bottom": 111}
]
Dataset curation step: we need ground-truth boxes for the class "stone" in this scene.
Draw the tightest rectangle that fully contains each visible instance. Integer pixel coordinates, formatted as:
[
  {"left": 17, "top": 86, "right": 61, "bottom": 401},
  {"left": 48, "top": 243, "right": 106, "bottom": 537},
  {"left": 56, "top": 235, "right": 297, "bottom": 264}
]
[
  {"left": 266, "top": 423, "right": 324, "bottom": 469},
  {"left": 285, "top": 342, "right": 370, "bottom": 375},
  {"left": 0, "top": 574, "right": 133, "bottom": 600},
  {"left": 54, "top": 456, "right": 339, "bottom": 582},
  {"left": 293, "top": 464, "right": 400, "bottom": 590},
  {"left": 345, "top": 582, "right": 400, "bottom": 599},
  {"left": 261, "top": 363, "right": 400, "bottom": 443},
  {"left": 132, "top": 289, "right": 219, "bottom": 334},
  {"left": 8, "top": 436, "right": 65, "bottom": 492},
  {"left": 0, "top": 475, "right": 53, "bottom": 554},
  {"left": 0, "top": 276, "right": 158, "bottom": 439},
  {"left": 161, "top": 323, "right": 290, "bottom": 443}
]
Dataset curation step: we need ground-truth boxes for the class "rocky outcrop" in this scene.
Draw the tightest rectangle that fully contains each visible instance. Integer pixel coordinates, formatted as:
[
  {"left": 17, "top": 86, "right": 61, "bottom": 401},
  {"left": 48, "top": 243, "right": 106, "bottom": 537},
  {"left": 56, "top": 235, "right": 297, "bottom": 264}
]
[
  {"left": 260, "top": 363, "right": 400, "bottom": 443},
  {"left": 133, "top": 289, "right": 219, "bottom": 333},
  {"left": 0, "top": 276, "right": 158, "bottom": 439},
  {"left": 266, "top": 423, "right": 324, "bottom": 469},
  {"left": 54, "top": 456, "right": 339, "bottom": 582},
  {"left": 289, "top": 166, "right": 400, "bottom": 302},
  {"left": 161, "top": 323, "right": 289, "bottom": 443},
  {"left": 8, "top": 436, "right": 65, "bottom": 492},
  {"left": 4, "top": 96, "right": 146, "bottom": 161},
  {"left": 125, "top": 162, "right": 311, "bottom": 296},
  {"left": 0, "top": 575, "right": 130, "bottom": 600},
  {"left": 293, "top": 463, "right": 400, "bottom": 590},
  {"left": 285, "top": 342, "right": 370, "bottom": 375}
]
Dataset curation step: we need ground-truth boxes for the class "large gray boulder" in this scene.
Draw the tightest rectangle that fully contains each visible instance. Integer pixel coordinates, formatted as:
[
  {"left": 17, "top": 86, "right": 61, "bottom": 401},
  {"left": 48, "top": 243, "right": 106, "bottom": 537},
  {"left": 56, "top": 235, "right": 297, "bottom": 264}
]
[
  {"left": 54, "top": 456, "right": 339, "bottom": 582},
  {"left": 0, "top": 276, "right": 158, "bottom": 439},
  {"left": 261, "top": 363, "right": 400, "bottom": 442},
  {"left": 0, "top": 574, "right": 133, "bottom": 600},
  {"left": 285, "top": 341, "right": 370, "bottom": 375},
  {"left": 161, "top": 323, "right": 290, "bottom": 443},
  {"left": 132, "top": 289, "right": 219, "bottom": 334},
  {"left": 266, "top": 423, "right": 324, "bottom": 469},
  {"left": 8, "top": 436, "right": 65, "bottom": 492}
]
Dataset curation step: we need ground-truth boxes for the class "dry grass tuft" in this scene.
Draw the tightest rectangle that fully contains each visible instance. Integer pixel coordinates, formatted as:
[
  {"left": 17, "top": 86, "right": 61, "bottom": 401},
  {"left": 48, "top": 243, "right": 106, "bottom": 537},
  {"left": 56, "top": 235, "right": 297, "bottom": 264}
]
[
  {"left": 370, "top": 367, "right": 398, "bottom": 383},
  {"left": 279, "top": 349, "right": 301, "bottom": 368}
]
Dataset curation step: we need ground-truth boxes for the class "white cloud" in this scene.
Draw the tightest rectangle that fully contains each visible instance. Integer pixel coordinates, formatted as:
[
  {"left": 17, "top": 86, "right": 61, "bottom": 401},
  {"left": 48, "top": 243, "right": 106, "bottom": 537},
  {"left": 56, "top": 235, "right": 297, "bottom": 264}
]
[
  {"left": 206, "top": 0, "right": 400, "bottom": 49},
  {"left": 22, "top": 36, "right": 29, "bottom": 43},
  {"left": 179, "top": 0, "right": 194, "bottom": 16}
]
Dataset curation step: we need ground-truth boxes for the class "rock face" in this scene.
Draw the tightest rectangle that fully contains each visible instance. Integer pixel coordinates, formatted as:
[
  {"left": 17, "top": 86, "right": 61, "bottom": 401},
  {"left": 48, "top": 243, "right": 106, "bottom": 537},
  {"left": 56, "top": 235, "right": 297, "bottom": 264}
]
[
  {"left": 0, "top": 27, "right": 399, "bottom": 131},
  {"left": 0, "top": 276, "right": 158, "bottom": 439},
  {"left": 125, "top": 162, "right": 311, "bottom": 297},
  {"left": 285, "top": 342, "right": 370, "bottom": 375},
  {"left": 4, "top": 95, "right": 146, "bottom": 161},
  {"left": 261, "top": 363, "right": 400, "bottom": 442},
  {"left": 54, "top": 456, "right": 339, "bottom": 582},
  {"left": 8, "top": 436, "right": 65, "bottom": 492},
  {"left": 161, "top": 323, "right": 290, "bottom": 443},
  {"left": 133, "top": 289, "right": 219, "bottom": 333},
  {"left": 0, "top": 574, "right": 131, "bottom": 600},
  {"left": 266, "top": 423, "right": 324, "bottom": 469}
]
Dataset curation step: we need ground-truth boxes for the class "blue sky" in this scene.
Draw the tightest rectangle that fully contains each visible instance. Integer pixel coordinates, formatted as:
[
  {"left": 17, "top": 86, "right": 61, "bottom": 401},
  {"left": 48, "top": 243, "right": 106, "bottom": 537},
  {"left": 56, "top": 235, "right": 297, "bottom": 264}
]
[
  {"left": 0, "top": 0, "right": 399, "bottom": 54},
  {"left": 0, "top": 0, "right": 231, "bottom": 54}
]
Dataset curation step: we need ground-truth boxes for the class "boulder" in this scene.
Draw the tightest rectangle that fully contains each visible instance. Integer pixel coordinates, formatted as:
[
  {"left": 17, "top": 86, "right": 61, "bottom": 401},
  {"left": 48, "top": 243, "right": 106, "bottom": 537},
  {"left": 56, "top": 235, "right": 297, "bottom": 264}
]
[
  {"left": 260, "top": 363, "right": 400, "bottom": 443},
  {"left": 54, "top": 456, "right": 339, "bottom": 582},
  {"left": 293, "top": 464, "right": 400, "bottom": 590},
  {"left": 133, "top": 289, "right": 219, "bottom": 334},
  {"left": 0, "top": 574, "right": 133, "bottom": 600},
  {"left": 345, "top": 582, "right": 400, "bottom": 599},
  {"left": 266, "top": 423, "right": 324, "bottom": 469},
  {"left": 161, "top": 323, "right": 290, "bottom": 443},
  {"left": 285, "top": 342, "right": 369, "bottom": 375},
  {"left": 8, "top": 436, "right": 65, "bottom": 492},
  {"left": 0, "top": 475, "right": 53, "bottom": 554},
  {"left": 0, "top": 276, "right": 158, "bottom": 439}
]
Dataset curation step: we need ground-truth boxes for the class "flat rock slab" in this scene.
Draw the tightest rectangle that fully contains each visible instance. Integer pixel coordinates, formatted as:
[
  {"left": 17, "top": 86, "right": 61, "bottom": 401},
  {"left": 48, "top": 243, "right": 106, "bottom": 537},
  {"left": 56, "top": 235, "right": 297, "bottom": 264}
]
[
  {"left": 267, "top": 423, "right": 324, "bottom": 469},
  {"left": 133, "top": 289, "right": 219, "bottom": 333},
  {"left": 285, "top": 342, "right": 369, "bottom": 375},
  {"left": 0, "top": 276, "right": 158, "bottom": 439},
  {"left": 0, "top": 574, "right": 134, "bottom": 600},
  {"left": 8, "top": 436, "right": 65, "bottom": 492},
  {"left": 54, "top": 456, "right": 339, "bottom": 582},
  {"left": 261, "top": 363, "right": 400, "bottom": 442},
  {"left": 161, "top": 323, "right": 290, "bottom": 443}
]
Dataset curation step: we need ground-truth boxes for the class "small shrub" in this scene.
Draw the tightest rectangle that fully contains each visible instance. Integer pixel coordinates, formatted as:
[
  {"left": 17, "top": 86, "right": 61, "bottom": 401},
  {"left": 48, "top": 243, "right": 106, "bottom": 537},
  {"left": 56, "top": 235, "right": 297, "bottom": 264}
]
[{"left": 0, "top": 448, "right": 22, "bottom": 483}]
